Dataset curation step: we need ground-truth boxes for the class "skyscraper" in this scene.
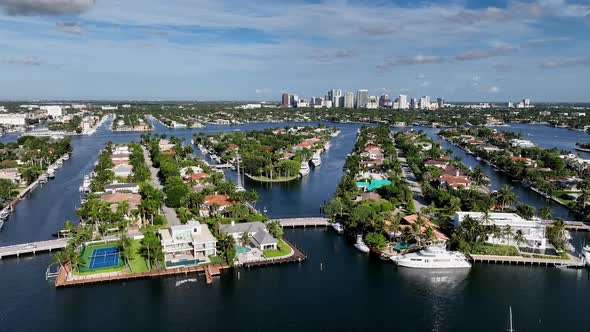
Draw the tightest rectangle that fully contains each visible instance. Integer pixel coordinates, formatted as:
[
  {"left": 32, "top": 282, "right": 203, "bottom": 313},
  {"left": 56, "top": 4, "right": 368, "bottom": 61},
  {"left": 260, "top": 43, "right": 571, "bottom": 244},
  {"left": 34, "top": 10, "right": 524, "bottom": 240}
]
[
  {"left": 437, "top": 98, "right": 444, "bottom": 108},
  {"left": 398, "top": 95, "right": 408, "bottom": 109},
  {"left": 344, "top": 92, "right": 354, "bottom": 108},
  {"left": 328, "top": 89, "right": 343, "bottom": 107},
  {"left": 356, "top": 89, "right": 369, "bottom": 108},
  {"left": 419, "top": 96, "right": 430, "bottom": 109},
  {"left": 281, "top": 93, "right": 290, "bottom": 107}
]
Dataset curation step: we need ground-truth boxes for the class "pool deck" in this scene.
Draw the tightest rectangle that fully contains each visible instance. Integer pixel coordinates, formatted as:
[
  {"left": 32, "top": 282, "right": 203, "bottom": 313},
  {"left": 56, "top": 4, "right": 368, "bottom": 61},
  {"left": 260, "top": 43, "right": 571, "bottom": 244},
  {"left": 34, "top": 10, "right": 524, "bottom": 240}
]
[{"left": 55, "top": 262, "right": 230, "bottom": 288}]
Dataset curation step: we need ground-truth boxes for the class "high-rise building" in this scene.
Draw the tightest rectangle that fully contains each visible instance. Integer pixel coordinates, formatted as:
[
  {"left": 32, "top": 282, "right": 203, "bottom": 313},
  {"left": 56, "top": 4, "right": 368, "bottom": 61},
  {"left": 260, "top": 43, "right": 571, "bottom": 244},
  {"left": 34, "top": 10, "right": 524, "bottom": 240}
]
[
  {"left": 379, "top": 94, "right": 390, "bottom": 108},
  {"left": 398, "top": 95, "right": 408, "bottom": 109},
  {"left": 356, "top": 89, "right": 369, "bottom": 108},
  {"left": 344, "top": 92, "right": 354, "bottom": 108},
  {"left": 366, "top": 96, "right": 379, "bottom": 109},
  {"left": 289, "top": 94, "right": 299, "bottom": 107},
  {"left": 410, "top": 98, "right": 418, "bottom": 109},
  {"left": 437, "top": 98, "right": 445, "bottom": 108},
  {"left": 419, "top": 96, "right": 430, "bottom": 110},
  {"left": 328, "top": 89, "right": 343, "bottom": 107},
  {"left": 281, "top": 93, "right": 290, "bottom": 107},
  {"left": 523, "top": 99, "right": 531, "bottom": 107}
]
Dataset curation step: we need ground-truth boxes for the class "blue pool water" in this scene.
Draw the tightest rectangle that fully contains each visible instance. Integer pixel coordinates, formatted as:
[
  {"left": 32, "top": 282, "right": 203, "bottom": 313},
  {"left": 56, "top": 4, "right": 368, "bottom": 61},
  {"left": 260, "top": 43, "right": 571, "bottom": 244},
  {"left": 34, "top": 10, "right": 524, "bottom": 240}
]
[{"left": 236, "top": 246, "right": 251, "bottom": 254}]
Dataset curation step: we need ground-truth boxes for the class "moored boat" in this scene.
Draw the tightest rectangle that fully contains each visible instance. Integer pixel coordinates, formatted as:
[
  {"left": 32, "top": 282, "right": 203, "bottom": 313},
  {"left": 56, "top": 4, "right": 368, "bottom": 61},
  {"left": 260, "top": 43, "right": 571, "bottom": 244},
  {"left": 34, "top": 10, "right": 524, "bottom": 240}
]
[
  {"left": 0, "top": 209, "right": 10, "bottom": 220},
  {"left": 354, "top": 234, "right": 370, "bottom": 253},
  {"left": 299, "top": 161, "right": 310, "bottom": 176},
  {"left": 582, "top": 245, "right": 590, "bottom": 267},
  {"left": 331, "top": 222, "right": 344, "bottom": 234},
  {"left": 392, "top": 246, "right": 471, "bottom": 269}
]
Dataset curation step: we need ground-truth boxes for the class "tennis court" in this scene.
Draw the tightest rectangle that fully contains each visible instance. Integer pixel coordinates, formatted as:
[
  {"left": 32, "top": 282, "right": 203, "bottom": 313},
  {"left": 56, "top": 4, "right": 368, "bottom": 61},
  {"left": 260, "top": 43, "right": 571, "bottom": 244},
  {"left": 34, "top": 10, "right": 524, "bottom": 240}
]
[{"left": 89, "top": 246, "right": 121, "bottom": 269}]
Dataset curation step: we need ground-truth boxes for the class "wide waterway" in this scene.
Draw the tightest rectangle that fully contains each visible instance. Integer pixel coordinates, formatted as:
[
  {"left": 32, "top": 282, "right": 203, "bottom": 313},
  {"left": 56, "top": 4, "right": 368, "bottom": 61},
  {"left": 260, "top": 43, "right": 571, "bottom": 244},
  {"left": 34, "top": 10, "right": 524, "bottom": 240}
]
[{"left": 1, "top": 120, "right": 589, "bottom": 331}]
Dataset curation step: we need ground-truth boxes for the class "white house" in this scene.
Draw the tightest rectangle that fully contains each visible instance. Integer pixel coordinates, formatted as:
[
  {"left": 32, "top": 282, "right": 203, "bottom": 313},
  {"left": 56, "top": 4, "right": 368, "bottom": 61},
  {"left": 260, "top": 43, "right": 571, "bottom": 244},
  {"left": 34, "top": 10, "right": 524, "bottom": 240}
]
[
  {"left": 112, "top": 164, "right": 133, "bottom": 178},
  {"left": 41, "top": 105, "right": 63, "bottom": 117},
  {"left": 219, "top": 221, "right": 278, "bottom": 251},
  {"left": 453, "top": 212, "right": 547, "bottom": 249},
  {"left": 103, "top": 182, "right": 140, "bottom": 194},
  {"left": 158, "top": 220, "right": 217, "bottom": 268},
  {"left": 509, "top": 139, "right": 536, "bottom": 148},
  {"left": 0, "top": 113, "right": 28, "bottom": 126}
]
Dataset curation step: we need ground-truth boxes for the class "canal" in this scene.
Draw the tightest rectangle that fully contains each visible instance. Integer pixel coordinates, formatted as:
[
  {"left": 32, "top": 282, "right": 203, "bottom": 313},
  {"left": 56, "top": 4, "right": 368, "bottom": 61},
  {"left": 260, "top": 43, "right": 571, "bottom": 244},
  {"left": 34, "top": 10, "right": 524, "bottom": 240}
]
[{"left": 0, "top": 120, "right": 589, "bottom": 332}]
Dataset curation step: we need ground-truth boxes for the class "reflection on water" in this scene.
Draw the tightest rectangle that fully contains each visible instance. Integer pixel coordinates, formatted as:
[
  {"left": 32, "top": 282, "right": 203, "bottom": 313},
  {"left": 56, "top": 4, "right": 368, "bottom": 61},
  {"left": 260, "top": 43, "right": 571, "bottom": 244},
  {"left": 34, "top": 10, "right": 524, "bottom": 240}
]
[
  {"left": 397, "top": 268, "right": 470, "bottom": 331},
  {"left": 397, "top": 267, "right": 470, "bottom": 290}
]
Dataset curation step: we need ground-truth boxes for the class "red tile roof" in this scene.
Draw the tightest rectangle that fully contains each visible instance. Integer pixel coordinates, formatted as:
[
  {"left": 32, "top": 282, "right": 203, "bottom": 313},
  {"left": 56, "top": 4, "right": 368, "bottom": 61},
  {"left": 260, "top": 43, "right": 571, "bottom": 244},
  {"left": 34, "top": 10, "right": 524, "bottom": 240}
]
[{"left": 205, "top": 194, "right": 233, "bottom": 207}]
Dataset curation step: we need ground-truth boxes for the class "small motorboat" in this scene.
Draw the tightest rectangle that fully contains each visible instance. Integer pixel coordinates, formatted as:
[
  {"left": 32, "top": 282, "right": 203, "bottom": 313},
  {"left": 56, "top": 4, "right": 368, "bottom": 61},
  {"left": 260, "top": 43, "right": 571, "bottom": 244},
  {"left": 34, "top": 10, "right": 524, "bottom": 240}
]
[
  {"left": 0, "top": 209, "right": 9, "bottom": 220},
  {"left": 354, "top": 234, "right": 370, "bottom": 253},
  {"left": 331, "top": 222, "right": 344, "bottom": 234}
]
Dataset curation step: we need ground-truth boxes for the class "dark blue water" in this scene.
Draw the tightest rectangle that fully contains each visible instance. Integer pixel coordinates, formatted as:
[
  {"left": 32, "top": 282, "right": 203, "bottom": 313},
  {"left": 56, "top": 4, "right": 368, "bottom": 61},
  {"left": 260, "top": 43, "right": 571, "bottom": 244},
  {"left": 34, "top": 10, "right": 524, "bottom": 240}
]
[{"left": 1, "top": 120, "right": 590, "bottom": 332}]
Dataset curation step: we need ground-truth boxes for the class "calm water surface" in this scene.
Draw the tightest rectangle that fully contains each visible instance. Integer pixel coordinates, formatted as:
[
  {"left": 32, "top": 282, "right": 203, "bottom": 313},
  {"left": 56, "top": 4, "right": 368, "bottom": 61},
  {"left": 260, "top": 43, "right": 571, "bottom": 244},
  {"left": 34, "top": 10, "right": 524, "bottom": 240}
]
[{"left": 1, "top": 120, "right": 589, "bottom": 332}]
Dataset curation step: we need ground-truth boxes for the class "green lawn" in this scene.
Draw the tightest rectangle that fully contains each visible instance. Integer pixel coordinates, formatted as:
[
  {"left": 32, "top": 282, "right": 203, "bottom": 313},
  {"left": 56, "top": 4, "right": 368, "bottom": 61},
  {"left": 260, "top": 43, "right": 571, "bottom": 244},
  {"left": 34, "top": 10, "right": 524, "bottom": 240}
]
[
  {"left": 470, "top": 243, "right": 519, "bottom": 256},
  {"left": 263, "top": 239, "right": 293, "bottom": 258},
  {"left": 208, "top": 255, "right": 225, "bottom": 265},
  {"left": 75, "top": 239, "right": 150, "bottom": 275},
  {"left": 127, "top": 239, "right": 150, "bottom": 273}
]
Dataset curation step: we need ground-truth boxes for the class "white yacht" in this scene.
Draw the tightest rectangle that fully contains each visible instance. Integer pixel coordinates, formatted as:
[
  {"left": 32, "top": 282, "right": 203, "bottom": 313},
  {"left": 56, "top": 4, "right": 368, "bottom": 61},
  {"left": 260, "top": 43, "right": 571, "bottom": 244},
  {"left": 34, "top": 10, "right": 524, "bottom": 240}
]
[
  {"left": 310, "top": 152, "right": 322, "bottom": 167},
  {"left": 47, "top": 168, "right": 55, "bottom": 179},
  {"left": 392, "top": 246, "right": 471, "bottom": 269},
  {"left": 62, "top": 153, "right": 70, "bottom": 161},
  {"left": 582, "top": 245, "right": 590, "bottom": 268},
  {"left": 0, "top": 219, "right": 4, "bottom": 232},
  {"left": 299, "top": 161, "right": 310, "bottom": 176},
  {"left": 323, "top": 141, "right": 331, "bottom": 151},
  {"left": 331, "top": 130, "right": 341, "bottom": 137},
  {"left": 331, "top": 222, "right": 344, "bottom": 234},
  {"left": 0, "top": 208, "right": 10, "bottom": 220},
  {"left": 354, "top": 234, "right": 370, "bottom": 253}
]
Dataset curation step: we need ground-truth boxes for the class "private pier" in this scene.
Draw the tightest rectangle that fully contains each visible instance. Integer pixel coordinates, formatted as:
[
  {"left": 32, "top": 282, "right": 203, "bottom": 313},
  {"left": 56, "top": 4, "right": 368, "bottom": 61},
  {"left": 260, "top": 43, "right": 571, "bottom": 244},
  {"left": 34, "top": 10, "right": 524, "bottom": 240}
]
[
  {"left": 0, "top": 238, "right": 68, "bottom": 259},
  {"left": 275, "top": 217, "right": 329, "bottom": 228},
  {"left": 470, "top": 254, "right": 586, "bottom": 267}
]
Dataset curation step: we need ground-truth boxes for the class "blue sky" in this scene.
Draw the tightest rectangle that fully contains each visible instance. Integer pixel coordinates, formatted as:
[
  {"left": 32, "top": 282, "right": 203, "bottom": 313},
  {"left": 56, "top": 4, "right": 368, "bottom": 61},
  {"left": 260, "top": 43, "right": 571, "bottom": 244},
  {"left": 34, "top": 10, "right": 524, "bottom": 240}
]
[{"left": 0, "top": 0, "right": 589, "bottom": 102}]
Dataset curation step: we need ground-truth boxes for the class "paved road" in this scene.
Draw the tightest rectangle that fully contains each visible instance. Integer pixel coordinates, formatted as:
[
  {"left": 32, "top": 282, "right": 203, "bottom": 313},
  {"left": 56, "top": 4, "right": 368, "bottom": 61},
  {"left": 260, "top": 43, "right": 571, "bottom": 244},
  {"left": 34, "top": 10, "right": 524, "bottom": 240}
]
[
  {"left": 396, "top": 149, "right": 427, "bottom": 212},
  {"left": 142, "top": 146, "right": 181, "bottom": 226}
]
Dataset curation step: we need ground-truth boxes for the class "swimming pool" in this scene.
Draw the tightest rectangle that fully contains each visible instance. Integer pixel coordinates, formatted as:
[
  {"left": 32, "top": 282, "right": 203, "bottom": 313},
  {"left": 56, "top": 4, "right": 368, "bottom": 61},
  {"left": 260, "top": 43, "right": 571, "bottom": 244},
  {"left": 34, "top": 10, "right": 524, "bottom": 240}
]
[{"left": 236, "top": 246, "right": 251, "bottom": 254}]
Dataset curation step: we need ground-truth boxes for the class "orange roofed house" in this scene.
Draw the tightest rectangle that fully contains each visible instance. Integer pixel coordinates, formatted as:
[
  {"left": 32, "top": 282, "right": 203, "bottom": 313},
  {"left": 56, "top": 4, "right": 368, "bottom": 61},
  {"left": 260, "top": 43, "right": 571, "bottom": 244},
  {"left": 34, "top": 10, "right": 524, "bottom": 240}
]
[{"left": 200, "top": 194, "right": 234, "bottom": 217}]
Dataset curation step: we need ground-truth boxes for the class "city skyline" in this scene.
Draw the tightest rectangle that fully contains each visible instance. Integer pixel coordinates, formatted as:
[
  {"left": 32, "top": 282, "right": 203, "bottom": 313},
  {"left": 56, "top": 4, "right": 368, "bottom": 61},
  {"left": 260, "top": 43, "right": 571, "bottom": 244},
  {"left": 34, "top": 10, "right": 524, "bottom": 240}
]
[{"left": 0, "top": 0, "right": 589, "bottom": 101}]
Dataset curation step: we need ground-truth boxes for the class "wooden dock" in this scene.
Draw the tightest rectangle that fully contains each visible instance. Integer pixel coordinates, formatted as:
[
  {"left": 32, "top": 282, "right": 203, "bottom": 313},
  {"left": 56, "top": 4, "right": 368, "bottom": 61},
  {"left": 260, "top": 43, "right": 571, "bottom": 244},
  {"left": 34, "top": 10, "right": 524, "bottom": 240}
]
[
  {"left": 470, "top": 254, "right": 585, "bottom": 267},
  {"left": 55, "top": 262, "right": 230, "bottom": 288},
  {"left": 243, "top": 238, "right": 307, "bottom": 268},
  {"left": 275, "top": 217, "right": 329, "bottom": 228},
  {"left": 0, "top": 238, "right": 68, "bottom": 259}
]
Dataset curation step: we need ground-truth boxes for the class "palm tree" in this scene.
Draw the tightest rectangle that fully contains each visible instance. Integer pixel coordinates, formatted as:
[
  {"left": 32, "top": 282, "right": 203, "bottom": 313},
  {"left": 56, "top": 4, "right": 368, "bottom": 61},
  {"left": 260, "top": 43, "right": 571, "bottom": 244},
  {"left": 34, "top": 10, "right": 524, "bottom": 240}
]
[
  {"left": 118, "top": 234, "right": 133, "bottom": 271},
  {"left": 537, "top": 207, "right": 553, "bottom": 220},
  {"left": 497, "top": 185, "right": 516, "bottom": 211},
  {"left": 424, "top": 226, "right": 436, "bottom": 244},
  {"left": 502, "top": 225, "right": 514, "bottom": 246},
  {"left": 53, "top": 250, "right": 67, "bottom": 271},
  {"left": 240, "top": 232, "right": 249, "bottom": 247},
  {"left": 513, "top": 230, "right": 525, "bottom": 247},
  {"left": 490, "top": 224, "right": 502, "bottom": 245}
]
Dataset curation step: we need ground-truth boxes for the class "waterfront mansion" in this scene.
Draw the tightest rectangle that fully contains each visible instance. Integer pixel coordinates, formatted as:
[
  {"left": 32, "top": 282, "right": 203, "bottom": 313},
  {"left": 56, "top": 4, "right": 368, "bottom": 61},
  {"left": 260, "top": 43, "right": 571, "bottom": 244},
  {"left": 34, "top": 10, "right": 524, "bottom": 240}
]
[
  {"left": 453, "top": 212, "right": 547, "bottom": 249},
  {"left": 158, "top": 220, "right": 217, "bottom": 268}
]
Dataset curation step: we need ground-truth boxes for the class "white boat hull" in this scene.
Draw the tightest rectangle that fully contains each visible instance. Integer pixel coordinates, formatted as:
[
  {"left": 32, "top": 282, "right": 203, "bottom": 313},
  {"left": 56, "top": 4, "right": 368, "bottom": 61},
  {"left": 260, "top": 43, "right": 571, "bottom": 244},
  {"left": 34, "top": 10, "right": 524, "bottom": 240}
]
[{"left": 354, "top": 243, "right": 370, "bottom": 253}]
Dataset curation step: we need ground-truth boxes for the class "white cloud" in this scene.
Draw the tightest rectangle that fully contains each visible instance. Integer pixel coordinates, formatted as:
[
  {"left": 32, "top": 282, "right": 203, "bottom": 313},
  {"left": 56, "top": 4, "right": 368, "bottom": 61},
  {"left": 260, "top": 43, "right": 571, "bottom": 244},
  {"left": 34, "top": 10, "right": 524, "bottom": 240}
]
[{"left": 487, "top": 86, "right": 500, "bottom": 93}]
